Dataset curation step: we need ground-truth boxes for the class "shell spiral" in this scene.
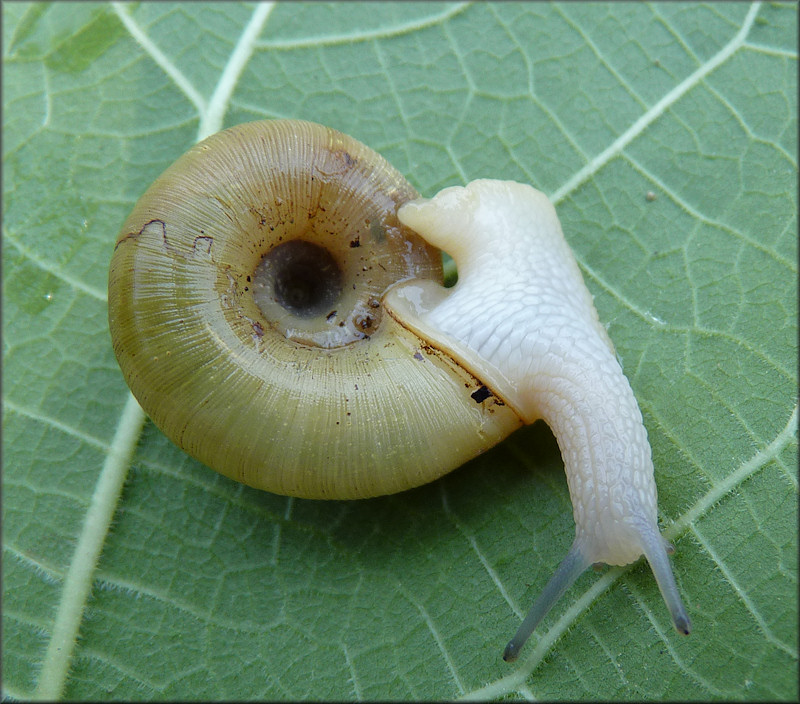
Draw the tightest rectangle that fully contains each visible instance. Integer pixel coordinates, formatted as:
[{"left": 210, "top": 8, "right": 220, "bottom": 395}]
[{"left": 108, "top": 120, "right": 521, "bottom": 498}]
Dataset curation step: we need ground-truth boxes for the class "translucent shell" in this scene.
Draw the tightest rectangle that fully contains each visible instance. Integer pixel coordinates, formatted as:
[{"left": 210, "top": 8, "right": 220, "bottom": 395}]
[{"left": 108, "top": 121, "right": 522, "bottom": 498}]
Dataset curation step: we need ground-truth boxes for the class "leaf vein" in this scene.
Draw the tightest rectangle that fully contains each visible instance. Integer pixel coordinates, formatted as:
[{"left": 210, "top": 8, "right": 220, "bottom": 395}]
[
  {"left": 257, "top": 3, "right": 472, "bottom": 50},
  {"left": 549, "top": 2, "right": 762, "bottom": 204},
  {"left": 5, "top": 544, "right": 64, "bottom": 584},
  {"left": 198, "top": 2, "right": 275, "bottom": 140},
  {"left": 625, "top": 153, "right": 796, "bottom": 270},
  {"left": 666, "top": 405, "right": 798, "bottom": 539},
  {"left": 626, "top": 580, "right": 728, "bottom": 696},
  {"left": 440, "top": 484, "right": 521, "bottom": 618},
  {"left": 111, "top": 2, "right": 206, "bottom": 113},
  {"left": 3, "top": 399, "right": 109, "bottom": 451},
  {"left": 4, "top": 228, "right": 108, "bottom": 302},
  {"left": 692, "top": 527, "right": 796, "bottom": 656},
  {"left": 399, "top": 584, "right": 465, "bottom": 695},
  {"left": 32, "top": 394, "right": 146, "bottom": 701}
]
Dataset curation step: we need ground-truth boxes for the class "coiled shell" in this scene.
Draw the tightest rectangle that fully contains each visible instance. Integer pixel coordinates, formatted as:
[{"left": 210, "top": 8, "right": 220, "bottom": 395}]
[{"left": 108, "top": 120, "right": 522, "bottom": 498}]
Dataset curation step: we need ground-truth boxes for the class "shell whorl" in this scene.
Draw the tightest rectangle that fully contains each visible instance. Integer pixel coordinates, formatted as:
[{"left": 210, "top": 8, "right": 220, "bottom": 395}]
[{"left": 108, "top": 122, "right": 521, "bottom": 499}]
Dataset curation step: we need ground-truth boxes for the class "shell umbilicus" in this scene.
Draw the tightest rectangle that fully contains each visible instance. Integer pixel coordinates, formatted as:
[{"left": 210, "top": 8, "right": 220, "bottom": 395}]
[{"left": 108, "top": 120, "right": 690, "bottom": 662}]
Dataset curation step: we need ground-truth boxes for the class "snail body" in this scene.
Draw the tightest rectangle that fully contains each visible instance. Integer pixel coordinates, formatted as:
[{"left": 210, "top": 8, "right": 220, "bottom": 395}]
[
  {"left": 108, "top": 119, "right": 689, "bottom": 661},
  {"left": 394, "top": 183, "right": 690, "bottom": 658}
]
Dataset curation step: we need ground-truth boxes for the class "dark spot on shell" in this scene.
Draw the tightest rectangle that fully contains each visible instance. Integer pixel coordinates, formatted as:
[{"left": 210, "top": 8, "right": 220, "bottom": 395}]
[
  {"left": 333, "top": 150, "right": 355, "bottom": 168},
  {"left": 471, "top": 386, "right": 492, "bottom": 403},
  {"left": 355, "top": 314, "right": 374, "bottom": 331},
  {"left": 114, "top": 219, "right": 167, "bottom": 251},
  {"left": 193, "top": 234, "right": 214, "bottom": 254},
  {"left": 349, "top": 237, "right": 360, "bottom": 248},
  {"left": 326, "top": 310, "right": 337, "bottom": 322},
  {"left": 413, "top": 351, "right": 424, "bottom": 361}
]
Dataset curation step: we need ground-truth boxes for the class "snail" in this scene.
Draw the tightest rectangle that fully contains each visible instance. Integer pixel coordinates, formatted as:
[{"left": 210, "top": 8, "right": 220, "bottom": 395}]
[{"left": 108, "top": 119, "right": 690, "bottom": 662}]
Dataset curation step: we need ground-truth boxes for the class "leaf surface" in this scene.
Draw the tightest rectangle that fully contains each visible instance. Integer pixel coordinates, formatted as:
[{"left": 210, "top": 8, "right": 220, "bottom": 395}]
[{"left": 3, "top": 2, "right": 797, "bottom": 700}]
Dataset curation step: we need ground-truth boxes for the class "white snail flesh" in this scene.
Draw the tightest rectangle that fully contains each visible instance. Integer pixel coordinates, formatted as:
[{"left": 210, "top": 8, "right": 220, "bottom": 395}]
[
  {"left": 394, "top": 181, "right": 690, "bottom": 659},
  {"left": 108, "top": 120, "right": 690, "bottom": 662}
]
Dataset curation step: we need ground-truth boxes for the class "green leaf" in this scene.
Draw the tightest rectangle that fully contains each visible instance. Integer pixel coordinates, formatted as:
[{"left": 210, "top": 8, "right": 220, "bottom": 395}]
[{"left": 3, "top": 1, "right": 797, "bottom": 700}]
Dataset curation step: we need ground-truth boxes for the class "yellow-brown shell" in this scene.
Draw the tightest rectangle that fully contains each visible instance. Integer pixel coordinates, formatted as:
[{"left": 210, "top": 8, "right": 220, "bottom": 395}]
[{"left": 108, "top": 120, "right": 521, "bottom": 498}]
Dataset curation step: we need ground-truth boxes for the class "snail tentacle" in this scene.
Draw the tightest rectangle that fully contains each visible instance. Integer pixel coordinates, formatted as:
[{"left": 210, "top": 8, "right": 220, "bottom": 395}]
[
  {"left": 502, "top": 540, "right": 589, "bottom": 663},
  {"left": 637, "top": 518, "right": 692, "bottom": 635}
]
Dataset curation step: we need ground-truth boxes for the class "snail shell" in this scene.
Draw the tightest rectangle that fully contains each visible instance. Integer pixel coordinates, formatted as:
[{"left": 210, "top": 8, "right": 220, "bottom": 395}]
[
  {"left": 108, "top": 120, "right": 689, "bottom": 660},
  {"left": 108, "top": 120, "right": 521, "bottom": 499}
]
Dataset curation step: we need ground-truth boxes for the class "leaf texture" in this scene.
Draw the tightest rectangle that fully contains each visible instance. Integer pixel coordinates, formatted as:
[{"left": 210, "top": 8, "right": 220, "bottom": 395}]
[{"left": 3, "top": 2, "right": 797, "bottom": 700}]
